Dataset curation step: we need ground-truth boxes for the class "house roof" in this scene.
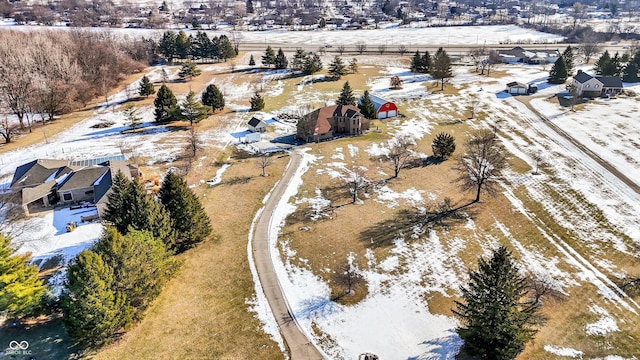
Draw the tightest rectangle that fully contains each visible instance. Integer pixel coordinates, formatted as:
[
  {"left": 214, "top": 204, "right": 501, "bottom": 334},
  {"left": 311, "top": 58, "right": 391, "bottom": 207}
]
[
  {"left": 21, "top": 180, "right": 57, "bottom": 205},
  {"left": 305, "top": 105, "right": 362, "bottom": 134},
  {"left": 10, "top": 159, "right": 71, "bottom": 189},
  {"left": 506, "top": 81, "right": 528, "bottom": 88},
  {"left": 573, "top": 71, "right": 594, "bottom": 83},
  {"left": 368, "top": 95, "right": 395, "bottom": 111},
  {"left": 497, "top": 47, "right": 559, "bottom": 59},
  {"left": 248, "top": 117, "right": 266, "bottom": 127},
  {"left": 597, "top": 76, "right": 623, "bottom": 88},
  {"left": 58, "top": 167, "right": 110, "bottom": 192}
]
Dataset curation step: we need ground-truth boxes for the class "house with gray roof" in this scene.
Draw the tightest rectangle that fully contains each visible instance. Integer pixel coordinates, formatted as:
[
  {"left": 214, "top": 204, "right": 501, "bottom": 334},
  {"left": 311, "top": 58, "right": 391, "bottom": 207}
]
[
  {"left": 571, "top": 71, "right": 623, "bottom": 98},
  {"left": 10, "top": 157, "right": 139, "bottom": 216},
  {"left": 497, "top": 46, "right": 560, "bottom": 64}
]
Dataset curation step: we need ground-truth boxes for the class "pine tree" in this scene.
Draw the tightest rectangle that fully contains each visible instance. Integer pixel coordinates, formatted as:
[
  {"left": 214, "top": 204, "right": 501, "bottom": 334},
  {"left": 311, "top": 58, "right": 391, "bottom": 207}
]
[
  {"left": 249, "top": 54, "right": 256, "bottom": 66},
  {"left": 103, "top": 171, "right": 133, "bottom": 234},
  {"left": 217, "top": 35, "right": 236, "bottom": 60},
  {"left": 250, "top": 93, "right": 265, "bottom": 111},
  {"left": 246, "top": 0, "right": 254, "bottom": 13},
  {"left": 93, "top": 227, "right": 178, "bottom": 318},
  {"left": 262, "top": 46, "right": 276, "bottom": 67},
  {"left": 337, "top": 81, "right": 356, "bottom": 106},
  {"left": 303, "top": 53, "right": 323, "bottom": 75},
  {"left": 349, "top": 58, "right": 358, "bottom": 74},
  {"left": 138, "top": 75, "right": 155, "bottom": 98},
  {"left": 159, "top": 172, "right": 213, "bottom": 253},
  {"left": 453, "top": 246, "right": 538, "bottom": 360},
  {"left": 411, "top": 50, "right": 422, "bottom": 72},
  {"left": 192, "top": 31, "right": 212, "bottom": 60},
  {"left": 179, "top": 91, "right": 210, "bottom": 125},
  {"left": 0, "top": 235, "right": 46, "bottom": 319},
  {"left": 126, "top": 179, "right": 175, "bottom": 247},
  {"left": 432, "top": 47, "right": 452, "bottom": 90},
  {"left": 623, "top": 62, "right": 639, "bottom": 82},
  {"left": 291, "top": 48, "right": 308, "bottom": 71},
  {"left": 202, "top": 84, "right": 225, "bottom": 112},
  {"left": 159, "top": 31, "right": 177, "bottom": 63},
  {"left": 328, "top": 55, "right": 348, "bottom": 79},
  {"left": 595, "top": 50, "right": 612, "bottom": 75},
  {"left": 122, "top": 104, "right": 143, "bottom": 131},
  {"left": 547, "top": 56, "right": 568, "bottom": 84},
  {"left": 562, "top": 45, "right": 575, "bottom": 76},
  {"left": 62, "top": 250, "right": 129, "bottom": 349},
  {"left": 178, "top": 61, "right": 202, "bottom": 81},
  {"left": 153, "top": 84, "right": 177, "bottom": 123},
  {"left": 431, "top": 132, "right": 456, "bottom": 159},
  {"left": 175, "top": 30, "right": 190, "bottom": 60},
  {"left": 275, "top": 48, "right": 288, "bottom": 69},
  {"left": 358, "top": 90, "right": 377, "bottom": 119}
]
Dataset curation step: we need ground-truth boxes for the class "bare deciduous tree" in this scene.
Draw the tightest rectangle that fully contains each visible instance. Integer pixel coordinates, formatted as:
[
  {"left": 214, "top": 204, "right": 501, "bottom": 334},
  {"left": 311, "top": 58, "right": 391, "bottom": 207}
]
[
  {"left": 398, "top": 44, "right": 408, "bottom": 56},
  {"left": 527, "top": 273, "right": 565, "bottom": 306},
  {"left": 185, "top": 126, "right": 203, "bottom": 158},
  {"left": 0, "top": 115, "right": 19, "bottom": 144},
  {"left": 579, "top": 33, "right": 603, "bottom": 64},
  {"left": 337, "top": 44, "right": 345, "bottom": 55},
  {"left": 356, "top": 42, "right": 367, "bottom": 55},
  {"left": 347, "top": 165, "right": 370, "bottom": 203},
  {"left": 454, "top": 129, "right": 508, "bottom": 203},
  {"left": 255, "top": 153, "right": 273, "bottom": 176},
  {"left": 467, "top": 94, "right": 480, "bottom": 119},
  {"left": 377, "top": 44, "right": 386, "bottom": 55},
  {"left": 385, "top": 135, "right": 415, "bottom": 179},
  {"left": 332, "top": 255, "right": 364, "bottom": 296}
]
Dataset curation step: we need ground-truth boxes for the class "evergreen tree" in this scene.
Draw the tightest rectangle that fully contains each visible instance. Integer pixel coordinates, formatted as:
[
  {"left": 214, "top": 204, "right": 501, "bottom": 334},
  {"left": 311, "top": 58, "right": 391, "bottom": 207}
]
[
  {"left": 595, "top": 50, "right": 612, "bottom": 75},
  {"left": 202, "top": 84, "right": 225, "bottom": 112},
  {"left": 431, "top": 132, "right": 456, "bottom": 159},
  {"left": 0, "top": 235, "right": 46, "bottom": 319},
  {"left": 562, "top": 45, "right": 575, "bottom": 76},
  {"left": 192, "top": 31, "right": 212, "bottom": 60},
  {"left": 62, "top": 250, "right": 129, "bottom": 349},
  {"left": 178, "top": 61, "right": 202, "bottom": 81},
  {"left": 126, "top": 179, "right": 175, "bottom": 247},
  {"left": 349, "top": 58, "right": 358, "bottom": 74},
  {"left": 411, "top": 50, "right": 422, "bottom": 72},
  {"left": 103, "top": 171, "right": 133, "bottom": 233},
  {"left": 337, "top": 81, "right": 356, "bottom": 106},
  {"left": 547, "top": 56, "right": 568, "bottom": 84},
  {"left": 291, "top": 48, "right": 308, "bottom": 72},
  {"left": 93, "top": 227, "right": 178, "bottom": 318},
  {"left": 432, "top": 47, "right": 452, "bottom": 90},
  {"left": 249, "top": 54, "right": 256, "bottom": 66},
  {"left": 138, "top": 75, "right": 155, "bottom": 98},
  {"left": 175, "top": 30, "right": 190, "bottom": 60},
  {"left": 275, "top": 48, "right": 288, "bottom": 69},
  {"left": 328, "top": 55, "right": 348, "bottom": 79},
  {"left": 303, "top": 53, "right": 323, "bottom": 75},
  {"left": 153, "top": 84, "right": 177, "bottom": 123},
  {"left": 422, "top": 51, "right": 432, "bottom": 73},
  {"left": 262, "top": 46, "right": 276, "bottom": 67},
  {"left": 358, "top": 90, "right": 377, "bottom": 119},
  {"left": 623, "top": 62, "right": 639, "bottom": 82},
  {"left": 159, "top": 31, "right": 177, "bottom": 63},
  {"left": 159, "top": 172, "right": 213, "bottom": 253},
  {"left": 250, "top": 93, "right": 265, "bottom": 111},
  {"left": 453, "top": 246, "right": 538, "bottom": 360},
  {"left": 216, "top": 35, "right": 236, "bottom": 60},
  {"left": 179, "top": 91, "right": 210, "bottom": 125},
  {"left": 246, "top": 0, "right": 254, "bottom": 13},
  {"left": 122, "top": 104, "right": 143, "bottom": 131}
]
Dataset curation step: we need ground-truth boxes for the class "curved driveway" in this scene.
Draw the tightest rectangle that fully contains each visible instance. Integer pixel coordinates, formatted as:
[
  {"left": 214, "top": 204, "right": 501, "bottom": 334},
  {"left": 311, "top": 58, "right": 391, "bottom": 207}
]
[{"left": 251, "top": 150, "right": 325, "bottom": 360}]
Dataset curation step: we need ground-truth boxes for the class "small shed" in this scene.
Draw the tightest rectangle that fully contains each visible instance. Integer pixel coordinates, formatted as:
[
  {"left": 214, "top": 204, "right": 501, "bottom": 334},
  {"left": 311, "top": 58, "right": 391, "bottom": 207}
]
[
  {"left": 369, "top": 95, "right": 398, "bottom": 119},
  {"left": 506, "top": 81, "right": 529, "bottom": 95},
  {"left": 245, "top": 132, "right": 261, "bottom": 143},
  {"left": 248, "top": 117, "right": 267, "bottom": 132}
]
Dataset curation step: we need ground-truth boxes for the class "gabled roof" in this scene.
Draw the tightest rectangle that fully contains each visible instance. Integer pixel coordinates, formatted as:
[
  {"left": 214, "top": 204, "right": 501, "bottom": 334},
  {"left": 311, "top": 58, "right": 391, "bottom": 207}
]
[
  {"left": 21, "top": 180, "right": 57, "bottom": 205},
  {"left": 248, "top": 117, "right": 266, "bottom": 127},
  {"left": 506, "top": 81, "right": 527, "bottom": 88},
  {"left": 58, "top": 167, "right": 110, "bottom": 192},
  {"left": 305, "top": 105, "right": 363, "bottom": 134},
  {"left": 573, "top": 71, "right": 594, "bottom": 84},
  {"left": 10, "top": 159, "right": 71, "bottom": 189},
  {"left": 368, "top": 95, "right": 394, "bottom": 110},
  {"left": 597, "top": 76, "right": 623, "bottom": 88}
]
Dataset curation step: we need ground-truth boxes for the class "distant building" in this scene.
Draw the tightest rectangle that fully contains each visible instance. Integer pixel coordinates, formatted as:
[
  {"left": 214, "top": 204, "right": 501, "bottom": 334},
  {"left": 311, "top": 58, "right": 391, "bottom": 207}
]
[
  {"left": 571, "top": 71, "right": 623, "bottom": 98},
  {"left": 506, "top": 81, "right": 529, "bottom": 95},
  {"left": 248, "top": 117, "right": 268, "bottom": 132},
  {"left": 296, "top": 105, "right": 369, "bottom": 142},
  {"left": 497, "top": 46, "right": 560, "bottom": 64},
  {"left": 10, "top": 156, "right": 140, "bottom": 216}
]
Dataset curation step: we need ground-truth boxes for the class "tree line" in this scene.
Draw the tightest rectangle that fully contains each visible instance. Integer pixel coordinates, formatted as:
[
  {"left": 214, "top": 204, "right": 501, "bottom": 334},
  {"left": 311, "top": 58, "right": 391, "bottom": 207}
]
[
  {"left": 410, "top": 47, "right": 453, "bottom": 90},
  {"left": 549, "top": 45, "right": 640, "bottom": 84},
  {"left": 157, "top": 30, "right": 237, "bottom": 63},
  {"left": 62, "top": 171, "right": 212, "bottom": 349}
]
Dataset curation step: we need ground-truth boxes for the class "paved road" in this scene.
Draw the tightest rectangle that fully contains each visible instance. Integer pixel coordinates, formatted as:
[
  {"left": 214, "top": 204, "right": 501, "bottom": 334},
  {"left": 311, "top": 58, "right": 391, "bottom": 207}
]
[
  {"left": 251, "top": 150, "right": 325, "bottom": 360},
  {"left": 516, "top": 96, "right": 640, "bottom": 195}
]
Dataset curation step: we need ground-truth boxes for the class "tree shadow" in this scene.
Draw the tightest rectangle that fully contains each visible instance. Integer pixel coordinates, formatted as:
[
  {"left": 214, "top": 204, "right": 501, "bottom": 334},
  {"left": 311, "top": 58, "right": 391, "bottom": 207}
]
[
  {"left": 406, "top": 331, "right": 464, "bottom": 360},
  {"left": 294, "top": 296, "right": 336, "bottom": 320},
  {"left": 359, "top": 203, "right": 476, "bottom": 249},
  {"left": 0, "top": 316, "right": 81, "bottom": 360}
]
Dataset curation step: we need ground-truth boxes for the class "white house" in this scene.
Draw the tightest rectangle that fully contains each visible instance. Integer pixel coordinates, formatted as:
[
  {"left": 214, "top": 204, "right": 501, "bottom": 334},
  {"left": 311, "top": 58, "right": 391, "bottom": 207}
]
[
  {"left": 248, "top": 117, "right": 267, "bottom": 132},
  {"left": 571, "top": 71, "right": 623, "bottom": 98}
]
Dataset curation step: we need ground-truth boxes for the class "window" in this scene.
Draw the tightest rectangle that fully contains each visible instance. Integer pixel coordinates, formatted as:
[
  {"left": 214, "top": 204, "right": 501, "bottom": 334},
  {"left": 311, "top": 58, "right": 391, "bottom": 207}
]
[
  {"left": 595, "top": 84, "right": 599, "bottom": 88},
  {"left": 585, "top": 84, "right": 590, "bottom": 88},
  {"left": 62, "top": 192, "right": 72, "bottom": 201}
]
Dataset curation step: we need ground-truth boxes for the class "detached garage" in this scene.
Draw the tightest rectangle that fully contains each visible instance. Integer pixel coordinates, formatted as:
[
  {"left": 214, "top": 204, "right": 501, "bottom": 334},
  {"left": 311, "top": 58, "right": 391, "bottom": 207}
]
[
  {"left": 369, "top": 95, "right": 398, "bottom": 119},
  {"left": 506, "top": 81, "right": 529, "bottom": 95}
]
